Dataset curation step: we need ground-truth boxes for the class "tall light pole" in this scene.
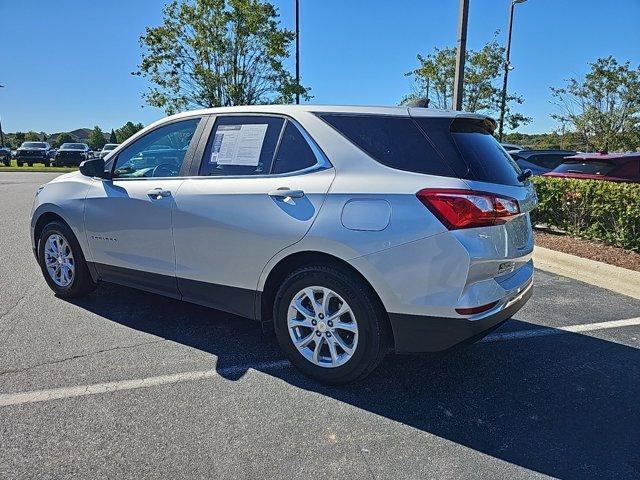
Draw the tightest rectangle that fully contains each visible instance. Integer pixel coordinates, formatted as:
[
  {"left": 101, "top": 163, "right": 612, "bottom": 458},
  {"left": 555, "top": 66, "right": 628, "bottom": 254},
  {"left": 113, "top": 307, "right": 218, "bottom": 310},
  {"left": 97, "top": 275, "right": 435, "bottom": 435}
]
[
  {"left": 0, "top": 85, "right": 5, "bottom": 147},
  {"left": 295, "top": 0, "right": 300, "bottom": 104},
  {"left": 452, "top": 0, "right": 469, "bottom": 111},
  {"left": 498, "top": 0, "right": 527, "bottom": 141}
]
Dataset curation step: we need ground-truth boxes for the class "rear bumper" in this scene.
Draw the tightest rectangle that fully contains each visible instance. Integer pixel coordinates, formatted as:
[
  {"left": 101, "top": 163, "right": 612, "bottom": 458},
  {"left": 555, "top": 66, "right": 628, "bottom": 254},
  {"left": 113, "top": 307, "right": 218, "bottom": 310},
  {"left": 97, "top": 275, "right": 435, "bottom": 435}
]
[{"left": 388, "top": 279, "right": 533, "bottom": 353}]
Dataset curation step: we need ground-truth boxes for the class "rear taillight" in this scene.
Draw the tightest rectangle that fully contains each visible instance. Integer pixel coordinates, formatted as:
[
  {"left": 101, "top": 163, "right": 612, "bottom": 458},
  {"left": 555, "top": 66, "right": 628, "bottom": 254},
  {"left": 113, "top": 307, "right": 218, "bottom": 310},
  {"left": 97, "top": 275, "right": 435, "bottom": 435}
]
[{"left": 416, "top": 189, "right": 519, "bottom": 230}]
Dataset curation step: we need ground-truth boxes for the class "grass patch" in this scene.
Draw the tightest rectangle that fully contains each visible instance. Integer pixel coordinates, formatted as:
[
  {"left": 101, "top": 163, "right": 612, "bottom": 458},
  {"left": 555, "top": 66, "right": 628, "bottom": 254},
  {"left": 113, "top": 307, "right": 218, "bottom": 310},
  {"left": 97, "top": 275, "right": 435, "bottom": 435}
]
[{"left": 0, "top": 159, "right": 76, "bottom": 173}]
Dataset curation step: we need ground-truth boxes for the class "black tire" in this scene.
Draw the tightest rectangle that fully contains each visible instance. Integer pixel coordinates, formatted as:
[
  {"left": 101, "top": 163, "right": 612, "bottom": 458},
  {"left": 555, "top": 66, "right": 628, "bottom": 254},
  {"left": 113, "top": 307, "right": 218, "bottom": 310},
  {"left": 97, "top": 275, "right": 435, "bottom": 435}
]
[
  {"left": 273, "top": 264, "right": 389, "bottom": 384},
  {"left": 2, "top": 159, "right": 9, "bottom": 167},
  {"left": 17, "top": 161, "right": 23, "bottom": 167},
  {"left": 27, "top": 162, "right": 33, "bottom": 167},
  {"left": 44, "top": 161, "right": 50, "bottom": 167},
  {"left": 37, "top": 221, "right": 97, "bottom": 298}
]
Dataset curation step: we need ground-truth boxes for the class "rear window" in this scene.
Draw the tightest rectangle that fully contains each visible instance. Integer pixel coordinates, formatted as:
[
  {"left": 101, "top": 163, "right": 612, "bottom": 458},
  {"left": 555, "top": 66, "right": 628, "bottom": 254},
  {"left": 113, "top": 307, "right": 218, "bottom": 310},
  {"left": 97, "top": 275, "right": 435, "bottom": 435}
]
[
  {"left": 553, "top": 161, "right": 617, "bottom": 175},
  {"left": 527, "top": 154, "right": 571, "bottom": 170},
  {"left": 448, "top": 120, "right": 522, "bottom": 186},
  {"left": 319, "top": 113, "right": 523, "bottom": 186},
  {"left": 318, "top": 114, "right": 458, "bottom": 177}
]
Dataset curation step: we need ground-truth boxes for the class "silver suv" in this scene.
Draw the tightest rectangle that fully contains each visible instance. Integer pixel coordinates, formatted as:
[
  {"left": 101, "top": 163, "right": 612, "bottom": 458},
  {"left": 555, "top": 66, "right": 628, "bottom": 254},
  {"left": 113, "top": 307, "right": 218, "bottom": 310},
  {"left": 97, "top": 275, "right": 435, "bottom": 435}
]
[{"left": 31, "top": 105, "right": 536, "bottom": 384}]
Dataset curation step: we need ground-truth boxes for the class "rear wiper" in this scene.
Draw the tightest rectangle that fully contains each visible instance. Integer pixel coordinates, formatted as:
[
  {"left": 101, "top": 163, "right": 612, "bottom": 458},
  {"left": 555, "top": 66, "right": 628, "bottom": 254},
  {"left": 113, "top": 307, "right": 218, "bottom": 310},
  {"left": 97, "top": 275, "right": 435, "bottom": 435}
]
[{"left": 517, "top": 169, "right": 532, "bottom": 182}]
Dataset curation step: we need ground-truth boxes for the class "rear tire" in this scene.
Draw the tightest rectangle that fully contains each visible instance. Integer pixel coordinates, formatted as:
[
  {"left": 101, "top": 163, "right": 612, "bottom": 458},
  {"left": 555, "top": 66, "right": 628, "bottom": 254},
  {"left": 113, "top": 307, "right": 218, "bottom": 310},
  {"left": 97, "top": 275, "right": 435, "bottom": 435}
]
[
  {"left": 27, "top": 162, "right": 33, "bottom": 167},
  {"left": 37, "top": 221, "right": 97, "bottom": 298},
  {"left": 17, "top": 161, "right": 23, "bottom": 167},
  {"left": 273, "top": 264, "right": 389, "bottom": 384}
]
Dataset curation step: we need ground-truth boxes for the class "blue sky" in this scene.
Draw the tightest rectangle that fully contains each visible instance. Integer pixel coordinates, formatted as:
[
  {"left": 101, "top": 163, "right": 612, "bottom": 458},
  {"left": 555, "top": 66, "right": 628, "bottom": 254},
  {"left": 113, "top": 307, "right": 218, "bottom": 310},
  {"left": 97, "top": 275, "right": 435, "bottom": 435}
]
[{"left": 1, "top": 0, "right": 638, "bottom": 134}]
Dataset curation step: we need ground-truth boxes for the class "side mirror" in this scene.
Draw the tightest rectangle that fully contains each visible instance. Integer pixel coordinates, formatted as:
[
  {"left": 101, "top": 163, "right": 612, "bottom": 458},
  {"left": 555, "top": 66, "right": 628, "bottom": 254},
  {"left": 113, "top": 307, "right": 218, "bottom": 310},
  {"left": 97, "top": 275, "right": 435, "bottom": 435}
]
[{"left": 79, "top": 157, "right": 106, "bottom": 178}]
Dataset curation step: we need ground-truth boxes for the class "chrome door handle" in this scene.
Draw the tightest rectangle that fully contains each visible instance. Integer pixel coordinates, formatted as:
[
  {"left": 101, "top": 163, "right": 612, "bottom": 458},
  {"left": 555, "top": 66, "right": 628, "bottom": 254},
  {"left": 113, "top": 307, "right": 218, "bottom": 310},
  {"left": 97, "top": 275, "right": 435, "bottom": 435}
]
[
  {"left": 147, "top": 188, "right": 172, "bottom": 199},
  {"left": 268, "top": 188, "right": 305, "bottom": 199}
]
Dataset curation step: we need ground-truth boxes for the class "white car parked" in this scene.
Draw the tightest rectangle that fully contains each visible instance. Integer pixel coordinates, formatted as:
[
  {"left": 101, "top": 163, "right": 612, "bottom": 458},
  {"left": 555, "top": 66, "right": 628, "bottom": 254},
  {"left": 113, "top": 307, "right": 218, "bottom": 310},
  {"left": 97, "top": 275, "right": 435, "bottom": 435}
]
[
  {"left": 99, "top": 143, "right": 120, "bottom": 159},
  {"left": 31, "top": 105, "right": 536, "bottom": 384}
]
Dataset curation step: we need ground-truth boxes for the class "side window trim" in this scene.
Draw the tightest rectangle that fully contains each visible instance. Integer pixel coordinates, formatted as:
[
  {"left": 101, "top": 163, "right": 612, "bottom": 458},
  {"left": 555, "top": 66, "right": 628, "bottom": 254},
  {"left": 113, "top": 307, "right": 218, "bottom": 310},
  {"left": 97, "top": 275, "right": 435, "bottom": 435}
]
[
  {"left": 269, "top": 118, "right": 289, "bottom": 174},
  {"left": 191, "top": 113, "right": 332, "bottom": 178},
  {"left": 106, "top": 115, "right": 205, "bottom": 180}
]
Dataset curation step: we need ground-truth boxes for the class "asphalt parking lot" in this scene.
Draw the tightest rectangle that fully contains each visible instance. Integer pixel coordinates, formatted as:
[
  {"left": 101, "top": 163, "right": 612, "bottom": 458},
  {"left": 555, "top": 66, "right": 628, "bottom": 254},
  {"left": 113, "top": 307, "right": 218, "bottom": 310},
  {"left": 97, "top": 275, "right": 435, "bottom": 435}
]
[{"left": 1, "top": 172, "right": 639, "bottom": 479}]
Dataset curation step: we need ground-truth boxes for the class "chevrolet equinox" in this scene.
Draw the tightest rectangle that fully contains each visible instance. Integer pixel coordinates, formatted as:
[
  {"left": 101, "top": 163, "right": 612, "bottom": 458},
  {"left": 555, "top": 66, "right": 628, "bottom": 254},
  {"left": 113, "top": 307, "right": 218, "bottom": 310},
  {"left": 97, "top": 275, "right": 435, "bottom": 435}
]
[{"left": 31, "top": 105, "right": 536, "bottom": 384}]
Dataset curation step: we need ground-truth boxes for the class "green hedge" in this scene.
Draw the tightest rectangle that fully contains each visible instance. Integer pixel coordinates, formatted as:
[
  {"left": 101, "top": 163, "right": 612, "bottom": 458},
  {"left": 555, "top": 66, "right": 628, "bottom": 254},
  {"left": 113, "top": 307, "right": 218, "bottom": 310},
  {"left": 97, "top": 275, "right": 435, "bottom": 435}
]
[{"left": 530, "top": 176, "right": 640, "bottom": 251}]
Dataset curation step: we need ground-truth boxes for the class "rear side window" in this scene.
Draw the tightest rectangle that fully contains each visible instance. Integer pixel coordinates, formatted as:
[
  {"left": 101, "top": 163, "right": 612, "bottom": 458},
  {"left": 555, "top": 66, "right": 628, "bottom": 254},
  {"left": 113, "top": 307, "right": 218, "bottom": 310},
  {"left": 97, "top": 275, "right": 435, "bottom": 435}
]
[
  {"left": 611, "top": 159, "right": 640, "bottom": 179},
  {"left": 319, "top": 114, "right": 458, "bottom": 177},
  {"left": 200, "top": 116, "right": 284, "bottom": 176},
  {"left": 448, "top": 120, "right": 522, "bottom": 186},
  {"left": 272, "top": 122, "right": 318, "bottom": 174}
]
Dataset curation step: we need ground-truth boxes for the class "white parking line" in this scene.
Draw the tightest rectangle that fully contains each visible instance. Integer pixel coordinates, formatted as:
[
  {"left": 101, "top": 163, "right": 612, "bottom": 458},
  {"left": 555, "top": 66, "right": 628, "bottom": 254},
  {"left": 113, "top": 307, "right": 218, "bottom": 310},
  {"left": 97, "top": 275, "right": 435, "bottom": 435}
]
[
  {"left": 1, "top": 317, "right": 639, "bottom": 408},
  {"left": 481, "top": 317, "right": 640, "bottom": 342}
]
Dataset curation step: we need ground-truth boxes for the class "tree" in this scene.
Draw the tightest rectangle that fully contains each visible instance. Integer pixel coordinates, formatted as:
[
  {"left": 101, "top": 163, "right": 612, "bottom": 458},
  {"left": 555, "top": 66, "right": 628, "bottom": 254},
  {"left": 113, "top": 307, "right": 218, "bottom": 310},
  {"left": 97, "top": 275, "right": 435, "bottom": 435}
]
[
  {"left": 88, "top": 126, "right": 107, "bottom": 150},
  {"left": 14, "top": 132, "right": 25, "bottom": 146},
  {"left": 551, "top": 56, "right": 640, "bottom": 151},
  {"left": 24, "top": 131, "right": 40, "bottom": 141},
  {"left": 109, "top": 129, "right": 118, "bottom": 143},
  {"left": 404, "top": 36, "right": 531, "bottom": 131},
  {"left": 134, "top": 0, "right": 309, "bottom": 114},
  {"left": 115, "top": 121, "right": 144, "bottom": 143},
  {"left": 53, "top": 133, "right": 74, "bottom": 148}
]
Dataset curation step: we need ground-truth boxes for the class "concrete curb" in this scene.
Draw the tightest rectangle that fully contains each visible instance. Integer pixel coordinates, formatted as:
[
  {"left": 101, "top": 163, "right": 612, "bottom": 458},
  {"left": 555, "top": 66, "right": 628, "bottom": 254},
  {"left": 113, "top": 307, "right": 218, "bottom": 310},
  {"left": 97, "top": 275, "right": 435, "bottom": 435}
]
[{"left": 533, "top": 246, "right": 640, "bottom": 300}]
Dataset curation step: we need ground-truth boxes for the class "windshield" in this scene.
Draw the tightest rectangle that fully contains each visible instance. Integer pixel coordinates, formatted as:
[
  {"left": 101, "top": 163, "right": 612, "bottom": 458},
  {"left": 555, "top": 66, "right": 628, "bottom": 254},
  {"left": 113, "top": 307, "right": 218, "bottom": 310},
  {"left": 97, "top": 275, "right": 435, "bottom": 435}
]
[
  {"left": 553, "top": 161, "right": 617, "bottom": 175},
  {"left": 60, "top": 143, "right": 86, "bottom": 150},
  {"left": 102, "top": 144, "right": 118, "bottom": 151},
  {"left": 22, "top": 142, "right": 46, "bottom": 148}
]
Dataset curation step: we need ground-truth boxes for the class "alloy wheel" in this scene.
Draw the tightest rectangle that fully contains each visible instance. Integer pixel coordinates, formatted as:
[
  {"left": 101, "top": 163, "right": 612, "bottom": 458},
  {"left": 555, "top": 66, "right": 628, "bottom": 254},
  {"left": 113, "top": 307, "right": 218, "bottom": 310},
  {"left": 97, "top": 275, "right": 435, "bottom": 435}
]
[
  {"left": 44, "top": 233, "right": 75, "bottom": 287},
  {"left": 287, "top": 286, "right": 359, "bottom": 368}
]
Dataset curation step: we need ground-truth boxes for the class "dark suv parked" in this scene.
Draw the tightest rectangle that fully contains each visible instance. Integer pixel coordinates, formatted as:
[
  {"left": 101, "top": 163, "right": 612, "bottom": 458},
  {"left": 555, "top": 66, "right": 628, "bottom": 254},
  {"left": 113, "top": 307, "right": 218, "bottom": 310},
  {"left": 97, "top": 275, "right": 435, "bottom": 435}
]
[
  {"left": 53, "top": 143, "right": 93, "bottom": 167},
  {"left": 0, "top": 146, "right": 11, "bottom": 166},
  {"left": 510, "top": 149, "right": 576, "bottom": 176},
  {"left": 15, "top": 142, "right": 53, "bottom": 167}
]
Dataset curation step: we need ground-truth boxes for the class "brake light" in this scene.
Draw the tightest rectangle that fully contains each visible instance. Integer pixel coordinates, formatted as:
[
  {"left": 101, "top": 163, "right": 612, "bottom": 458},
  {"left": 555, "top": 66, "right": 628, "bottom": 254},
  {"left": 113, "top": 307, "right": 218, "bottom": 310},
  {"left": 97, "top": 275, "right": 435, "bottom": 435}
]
[{"left": 416, "top": 189, "right": 519, "bottom": 230}]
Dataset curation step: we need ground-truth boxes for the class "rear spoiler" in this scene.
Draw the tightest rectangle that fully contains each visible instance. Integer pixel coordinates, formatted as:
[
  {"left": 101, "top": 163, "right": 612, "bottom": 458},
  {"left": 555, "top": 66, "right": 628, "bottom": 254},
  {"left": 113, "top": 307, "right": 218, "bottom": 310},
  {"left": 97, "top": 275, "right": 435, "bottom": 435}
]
[{"left": 407, "top": 108, "right": 497, "bottom": 134}]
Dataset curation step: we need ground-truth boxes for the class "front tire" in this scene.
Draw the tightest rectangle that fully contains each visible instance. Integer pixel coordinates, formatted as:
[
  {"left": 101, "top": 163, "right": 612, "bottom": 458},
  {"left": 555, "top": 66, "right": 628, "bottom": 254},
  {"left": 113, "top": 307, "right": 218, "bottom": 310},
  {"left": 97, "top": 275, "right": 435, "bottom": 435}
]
[
  {"left": 37, "top": 221, "right": 96, "bottom": 298},
  {"left": 17, "top": 161, "right": 23, "bottom": 167},
  {"left": 273, "top": 264, "right": 389, "bottom": 384}
]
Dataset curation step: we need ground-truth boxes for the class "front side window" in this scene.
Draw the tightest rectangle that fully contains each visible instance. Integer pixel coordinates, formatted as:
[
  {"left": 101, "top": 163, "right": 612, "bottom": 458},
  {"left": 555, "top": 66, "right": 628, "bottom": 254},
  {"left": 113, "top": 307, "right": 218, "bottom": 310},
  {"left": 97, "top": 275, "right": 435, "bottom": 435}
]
[
  {"left": 113, "top": 118, "right": 200, "bottom": 178},
  {"left": 199, "top": 116, "right": 284, "bottom": 176}
]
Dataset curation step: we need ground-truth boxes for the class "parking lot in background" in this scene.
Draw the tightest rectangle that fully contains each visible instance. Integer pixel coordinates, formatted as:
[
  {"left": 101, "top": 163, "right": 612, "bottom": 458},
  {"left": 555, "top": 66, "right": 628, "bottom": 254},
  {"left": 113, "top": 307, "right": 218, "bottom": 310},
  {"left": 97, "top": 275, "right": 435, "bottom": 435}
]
[{"left": 1, "top": 172, "right": 639, "bottom": 479}]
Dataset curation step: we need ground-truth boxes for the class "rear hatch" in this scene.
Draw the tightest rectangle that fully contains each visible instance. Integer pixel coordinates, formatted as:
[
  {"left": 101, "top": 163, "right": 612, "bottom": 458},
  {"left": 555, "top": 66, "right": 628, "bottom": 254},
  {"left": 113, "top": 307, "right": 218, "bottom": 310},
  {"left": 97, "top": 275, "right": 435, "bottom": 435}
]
[{"left": 407, "top": 110, "right": 537, "bottom": 295}]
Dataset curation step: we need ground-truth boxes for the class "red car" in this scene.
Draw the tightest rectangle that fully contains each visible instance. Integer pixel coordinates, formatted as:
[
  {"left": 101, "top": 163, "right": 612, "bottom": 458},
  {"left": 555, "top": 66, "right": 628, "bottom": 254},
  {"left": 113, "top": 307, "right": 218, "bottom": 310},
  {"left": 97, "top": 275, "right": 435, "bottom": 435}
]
[{"left": 543, "top": 152, "right": 640, "bottom": 183}]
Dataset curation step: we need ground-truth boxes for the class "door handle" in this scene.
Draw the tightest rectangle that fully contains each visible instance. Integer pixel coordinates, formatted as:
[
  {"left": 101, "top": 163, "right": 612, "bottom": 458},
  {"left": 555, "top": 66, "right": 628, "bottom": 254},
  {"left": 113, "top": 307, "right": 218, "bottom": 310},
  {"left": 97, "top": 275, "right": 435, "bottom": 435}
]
[
  {"left": 147, "top": 188, "right": 172, "bottom": 200},
  {"left": 268, "top": 188, "right": 305, "bottom": 199}
]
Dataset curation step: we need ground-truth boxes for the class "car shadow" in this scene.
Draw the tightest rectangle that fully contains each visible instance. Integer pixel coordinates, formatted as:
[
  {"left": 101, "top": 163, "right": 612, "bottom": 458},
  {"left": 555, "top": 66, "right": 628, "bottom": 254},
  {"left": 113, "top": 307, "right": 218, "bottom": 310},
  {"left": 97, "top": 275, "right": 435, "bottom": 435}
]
[{"left": 67, "top": 282, "right": 640, "bottom": 479}]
